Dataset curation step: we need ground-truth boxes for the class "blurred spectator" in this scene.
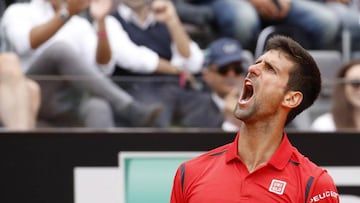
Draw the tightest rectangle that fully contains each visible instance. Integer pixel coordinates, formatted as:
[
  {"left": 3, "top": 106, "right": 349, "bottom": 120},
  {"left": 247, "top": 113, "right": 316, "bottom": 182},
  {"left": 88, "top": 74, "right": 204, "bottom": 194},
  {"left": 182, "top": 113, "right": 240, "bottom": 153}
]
[
  {"left": 171, "top": 0, "right": 245, "bottom": 47},
  {"left": 0, "top": 52, "right": 40, "bottom": 130},
  {"left": 1, "top": 0, "right": 31, "bottom": 16},
  {"left": 0, "top": 1, "right": 5, "bottom": 18},
  {"left": 311, "top": 60, "right": 360, "bottom": 131},
  {"left": 176, "top": 38, "right": 245, "bottom": 131},
  {"left": 316, "top": 0, "right": 360, "bottom": 53},
  {"left": 174, "top": 0, "right": 340, "bottom": 50},
  {"left": 0, "top": 0, "right": 161, "bottom": 128},
  {"left": 107, "top": 0, "right": 204, "bottom": 127}
]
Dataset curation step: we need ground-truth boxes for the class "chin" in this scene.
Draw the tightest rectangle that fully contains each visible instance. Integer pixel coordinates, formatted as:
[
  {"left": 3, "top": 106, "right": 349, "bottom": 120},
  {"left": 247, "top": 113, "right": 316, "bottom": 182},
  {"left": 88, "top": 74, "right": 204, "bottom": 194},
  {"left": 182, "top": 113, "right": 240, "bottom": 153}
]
[
  {"left": 234, "top": 104, "right": 257, "bottom": 123},
  {"left": 233, "top": 106, "right": 246, "bottom": 120}
]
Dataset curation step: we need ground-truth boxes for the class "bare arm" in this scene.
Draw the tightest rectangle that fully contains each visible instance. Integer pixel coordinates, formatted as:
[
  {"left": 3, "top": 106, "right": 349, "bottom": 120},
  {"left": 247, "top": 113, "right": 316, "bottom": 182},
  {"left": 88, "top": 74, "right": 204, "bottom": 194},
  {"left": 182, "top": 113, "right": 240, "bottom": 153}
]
[
  {"left": 29, "top": 12, "right": 67, "bottom": 49},
  {"left": 155, "top": 58, "right": 181, "bottom": 75},
  {"left": 29, "top": 0, "right": 89, "bottom": 49},
  {"left": 152, "top": 0, "right": 190, "bottom": 58},
  {"left": 90, "top": 0, "right": 113, "bottom": 65}
]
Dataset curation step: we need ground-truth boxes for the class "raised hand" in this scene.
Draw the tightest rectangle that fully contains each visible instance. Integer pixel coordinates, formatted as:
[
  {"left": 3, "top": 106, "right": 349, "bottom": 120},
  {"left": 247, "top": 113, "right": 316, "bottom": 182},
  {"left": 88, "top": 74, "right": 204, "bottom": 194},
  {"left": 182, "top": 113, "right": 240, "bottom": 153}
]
[
  {"left": 67, "top": 0, "right": 91, "bottom": 16},
  {"left": 90, "top": 0, "right": 113, "bottom": 21},
  {"left": 152, "top": 0, "right": 178, "bottom": 25}
]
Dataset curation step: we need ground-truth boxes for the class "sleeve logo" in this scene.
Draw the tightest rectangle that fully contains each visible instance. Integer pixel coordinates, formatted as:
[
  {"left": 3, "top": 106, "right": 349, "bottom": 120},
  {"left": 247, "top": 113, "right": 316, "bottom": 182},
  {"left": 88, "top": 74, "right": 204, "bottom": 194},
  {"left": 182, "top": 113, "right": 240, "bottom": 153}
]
[
  {"left": 269, "top": 179, "right": 287, "bottom": 195},
  {"left": 310, "top": 191, "right": 339, "bottom": 202}
]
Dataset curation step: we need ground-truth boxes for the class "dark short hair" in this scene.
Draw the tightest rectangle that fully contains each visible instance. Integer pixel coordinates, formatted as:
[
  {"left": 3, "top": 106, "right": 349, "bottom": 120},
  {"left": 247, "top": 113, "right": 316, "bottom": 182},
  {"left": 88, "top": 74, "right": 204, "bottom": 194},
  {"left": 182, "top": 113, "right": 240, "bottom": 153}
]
[{"left": 265, "top": 35, "right": 321, "bottom": 125}]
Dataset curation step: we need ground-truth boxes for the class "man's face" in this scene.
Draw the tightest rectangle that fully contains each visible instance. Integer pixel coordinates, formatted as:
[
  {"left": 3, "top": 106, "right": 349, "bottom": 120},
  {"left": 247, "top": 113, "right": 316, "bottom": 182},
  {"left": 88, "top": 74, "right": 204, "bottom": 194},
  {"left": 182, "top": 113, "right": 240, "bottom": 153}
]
[
  {"left": 233, "top": 49, "right": 295, "bottom": 123},
  {"left": 204, "top": 62, "right": 244, "bottom": 99}
]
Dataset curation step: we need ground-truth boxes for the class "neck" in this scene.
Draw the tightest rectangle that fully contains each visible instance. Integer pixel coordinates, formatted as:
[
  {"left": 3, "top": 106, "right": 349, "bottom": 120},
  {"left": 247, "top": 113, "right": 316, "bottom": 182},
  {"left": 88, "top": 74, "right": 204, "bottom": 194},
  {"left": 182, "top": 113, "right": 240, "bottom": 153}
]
[
  {"left": 131, "top": 5, "right": 150, "bottom": 23},
  {"left": 237, "top": 122, "right": 284, "bottom": 173}
]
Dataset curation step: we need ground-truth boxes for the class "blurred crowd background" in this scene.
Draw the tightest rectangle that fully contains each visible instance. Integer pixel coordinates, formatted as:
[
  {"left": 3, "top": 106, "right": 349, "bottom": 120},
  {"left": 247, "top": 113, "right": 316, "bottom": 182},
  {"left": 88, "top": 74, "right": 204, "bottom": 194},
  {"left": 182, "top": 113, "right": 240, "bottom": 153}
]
[{"left": 1, "top": 0, "right": 360, "bottom": 132}]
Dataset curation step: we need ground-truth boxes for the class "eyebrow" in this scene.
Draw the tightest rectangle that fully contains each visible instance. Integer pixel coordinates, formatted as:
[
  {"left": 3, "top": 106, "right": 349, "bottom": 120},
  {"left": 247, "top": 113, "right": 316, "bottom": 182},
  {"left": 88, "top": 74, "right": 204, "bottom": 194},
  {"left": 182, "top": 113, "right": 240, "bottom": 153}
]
[{"left": 255, "top": 58, "right": 278, "bottom": 73}]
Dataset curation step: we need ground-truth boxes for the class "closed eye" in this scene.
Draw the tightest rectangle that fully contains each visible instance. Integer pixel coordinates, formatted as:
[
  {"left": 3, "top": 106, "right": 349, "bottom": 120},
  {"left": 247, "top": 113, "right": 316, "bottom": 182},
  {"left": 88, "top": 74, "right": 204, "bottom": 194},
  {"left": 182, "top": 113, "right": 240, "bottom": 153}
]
[
  {"left": 263, "top": 61, "right": 277, "bottom": 74},
  {"left": 265, "top": 65, "right": 276, "bottom": 73}
]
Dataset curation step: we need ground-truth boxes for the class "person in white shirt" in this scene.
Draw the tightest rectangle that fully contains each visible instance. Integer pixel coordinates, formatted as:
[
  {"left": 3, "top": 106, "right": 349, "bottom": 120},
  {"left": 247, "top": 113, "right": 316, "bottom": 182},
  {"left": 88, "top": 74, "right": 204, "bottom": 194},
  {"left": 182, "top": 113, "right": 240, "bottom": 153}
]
[
  {"left": 101, "top": 0, "right": 204, "bottom": 127},
  {"left": 1, "top": 0, "right": 162, "bottom": 128},
  {"left": 0, "top": 52, "right": 40, "bottom": 130},
  {"left": 311, "top": 112, "right": 335, "bottom": 131}
]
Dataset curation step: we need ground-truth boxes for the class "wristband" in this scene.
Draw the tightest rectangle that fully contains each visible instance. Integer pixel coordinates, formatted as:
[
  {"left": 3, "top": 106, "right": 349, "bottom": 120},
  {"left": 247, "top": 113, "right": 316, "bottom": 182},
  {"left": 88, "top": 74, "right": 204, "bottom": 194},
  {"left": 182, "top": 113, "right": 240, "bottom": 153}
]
[
  {"left": 97, "top": 31, "right": 107, "bottom": 39},
  {"left": 179, "top": 71, "right": 187, "bottom": 88}
]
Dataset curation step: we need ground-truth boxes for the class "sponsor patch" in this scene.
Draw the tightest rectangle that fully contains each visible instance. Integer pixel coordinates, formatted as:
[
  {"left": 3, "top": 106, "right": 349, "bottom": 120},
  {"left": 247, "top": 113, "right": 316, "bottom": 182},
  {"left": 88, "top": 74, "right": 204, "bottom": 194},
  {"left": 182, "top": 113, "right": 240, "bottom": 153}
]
[{"left": 269, "top": 179, "right": 287, "bottom": 195}]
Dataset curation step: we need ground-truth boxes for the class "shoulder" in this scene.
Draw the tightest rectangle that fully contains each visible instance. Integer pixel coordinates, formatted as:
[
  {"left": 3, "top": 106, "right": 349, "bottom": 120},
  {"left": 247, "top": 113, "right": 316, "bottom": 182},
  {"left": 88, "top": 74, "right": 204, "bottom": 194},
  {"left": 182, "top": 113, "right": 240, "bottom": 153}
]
[
  {"left": 307, "top": 169, "right": 339, "bottom": 202},
  {"left": 311, "top": 112, "right": 335, "bottom": 132},
  {"left": 181, "top": 144, "right": 230, "bottom": 171},
  {"left": 180, "top": 92, "right": 224, "bottom": 127},
  {"left": 2, "top": 3, "right": 29, "bottom": 18},
  {"left": 291, "top": 149, "right": 339, "bottom": 202},
  {"left": 292, "top": 148, "right": 325, "bottom": 176}
]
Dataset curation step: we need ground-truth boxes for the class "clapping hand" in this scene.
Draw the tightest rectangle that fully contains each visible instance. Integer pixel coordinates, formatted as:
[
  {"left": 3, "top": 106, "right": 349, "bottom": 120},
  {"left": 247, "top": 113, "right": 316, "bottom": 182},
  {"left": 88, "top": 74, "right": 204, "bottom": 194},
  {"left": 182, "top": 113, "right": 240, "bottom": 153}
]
[
  {"left": 152, "top": 0, "right": 178, "bottom": 25},
  {"left": 90, "top": 0, "right": 113, "bottom": 21},
  {"left": 66, "top": 0, "right": 90, "bottom": 16}
]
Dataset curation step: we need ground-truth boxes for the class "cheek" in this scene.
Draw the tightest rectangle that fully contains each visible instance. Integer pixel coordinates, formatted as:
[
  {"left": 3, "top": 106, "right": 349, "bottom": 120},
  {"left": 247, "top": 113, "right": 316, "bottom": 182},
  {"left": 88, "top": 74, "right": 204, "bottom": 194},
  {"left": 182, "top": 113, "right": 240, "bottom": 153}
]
[
  {"left": 213, "top": 78, "right": 227, "bottom": 91},
  {"left": 344, "top": 86, "right": 352, "bottom": 99},
  {"left": 345, "top": 87, "right": 360, "bottom": 107},
  {"left": 260, "top": 86, "right": 285, "bottom": 106}
]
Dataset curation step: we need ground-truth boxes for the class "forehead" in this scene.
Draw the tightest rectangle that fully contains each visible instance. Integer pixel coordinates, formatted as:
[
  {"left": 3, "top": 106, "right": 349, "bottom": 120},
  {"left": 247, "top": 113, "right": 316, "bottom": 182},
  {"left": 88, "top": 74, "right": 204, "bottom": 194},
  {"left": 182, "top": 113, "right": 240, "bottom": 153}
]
[
  {"left": 259, "top": 50, "right": 295, "bottom": 71},
  {"left": 345, "top": 65, "right": 360, "bottom": 78}
]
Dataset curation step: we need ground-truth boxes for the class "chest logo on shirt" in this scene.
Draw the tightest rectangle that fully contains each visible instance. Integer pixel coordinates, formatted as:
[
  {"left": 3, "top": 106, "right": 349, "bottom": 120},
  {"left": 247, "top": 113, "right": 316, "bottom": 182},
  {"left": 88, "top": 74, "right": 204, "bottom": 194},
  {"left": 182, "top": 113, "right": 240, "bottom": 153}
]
[{"left": 268, "top": 179, "right": 287, "bottom": 195}]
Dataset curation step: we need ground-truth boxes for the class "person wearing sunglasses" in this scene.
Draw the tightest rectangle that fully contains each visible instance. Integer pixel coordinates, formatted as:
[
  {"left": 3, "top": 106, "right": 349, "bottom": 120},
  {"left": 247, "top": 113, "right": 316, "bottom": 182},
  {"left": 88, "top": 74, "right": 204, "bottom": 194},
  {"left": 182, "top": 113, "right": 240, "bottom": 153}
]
[
  {"left": 312, "top": 60, "right": 360, "bottom": 131},
  {"left": 177, "top": 37, "right": 246, "bottom": 131}
]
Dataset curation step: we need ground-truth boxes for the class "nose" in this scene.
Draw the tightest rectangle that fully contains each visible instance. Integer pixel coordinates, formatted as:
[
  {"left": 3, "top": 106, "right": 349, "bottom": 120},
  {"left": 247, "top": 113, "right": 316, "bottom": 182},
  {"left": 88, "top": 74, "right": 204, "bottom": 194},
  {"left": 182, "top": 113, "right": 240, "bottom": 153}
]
[{"left": 247, "top": 63, "right": 261, "bottom": 77}]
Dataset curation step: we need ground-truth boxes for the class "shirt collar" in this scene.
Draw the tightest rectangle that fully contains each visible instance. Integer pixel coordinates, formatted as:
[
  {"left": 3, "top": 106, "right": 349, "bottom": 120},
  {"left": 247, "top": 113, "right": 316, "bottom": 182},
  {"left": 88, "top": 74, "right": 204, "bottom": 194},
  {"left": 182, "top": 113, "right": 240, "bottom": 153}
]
[
  {"left": 267, "top": 133, "right": 294, "bottom": 170},
  {"left": 117, "top": 4, "right": 156, "bottom": 30},
  {"left": 225, "top": 132, "right": 241, "bottom": 163},
  {"left": 225, "top": 132, "right": 294, "bottom": 170}
]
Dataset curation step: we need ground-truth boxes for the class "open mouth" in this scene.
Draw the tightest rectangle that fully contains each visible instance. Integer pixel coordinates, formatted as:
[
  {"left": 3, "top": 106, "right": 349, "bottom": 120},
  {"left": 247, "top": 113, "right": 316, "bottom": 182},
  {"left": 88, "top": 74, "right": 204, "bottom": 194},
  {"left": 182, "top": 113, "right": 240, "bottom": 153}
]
[{"left": 239, "top": 78, "right": 254, "bottom": 104}]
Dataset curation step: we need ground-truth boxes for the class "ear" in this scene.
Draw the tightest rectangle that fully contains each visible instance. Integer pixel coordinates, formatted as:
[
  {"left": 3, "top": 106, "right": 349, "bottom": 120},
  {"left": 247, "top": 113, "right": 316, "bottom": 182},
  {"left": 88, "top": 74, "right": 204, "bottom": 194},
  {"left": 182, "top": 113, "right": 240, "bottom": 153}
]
[{"left": 282, "top": 91, "right": 303, "bottom": 109}]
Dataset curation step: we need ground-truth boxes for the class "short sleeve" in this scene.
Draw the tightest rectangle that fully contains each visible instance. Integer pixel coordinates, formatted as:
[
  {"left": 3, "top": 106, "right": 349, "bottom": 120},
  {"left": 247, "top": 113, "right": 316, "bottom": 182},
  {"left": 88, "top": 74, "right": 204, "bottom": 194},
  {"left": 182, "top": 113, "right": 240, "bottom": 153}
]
[
  {"left": 170, "top": 163, "right": 186, "bottom": 203},
  {"left": 306, "top": 171, "right": 340, "bottom": 203}
]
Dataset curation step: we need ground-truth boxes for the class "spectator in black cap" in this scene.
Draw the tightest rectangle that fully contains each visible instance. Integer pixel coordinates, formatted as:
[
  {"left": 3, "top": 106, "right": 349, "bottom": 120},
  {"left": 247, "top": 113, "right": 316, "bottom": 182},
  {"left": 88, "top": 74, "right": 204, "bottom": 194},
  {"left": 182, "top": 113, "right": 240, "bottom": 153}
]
[{"left": 176, "top": 37, "right": 248, "bottom": 131}]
